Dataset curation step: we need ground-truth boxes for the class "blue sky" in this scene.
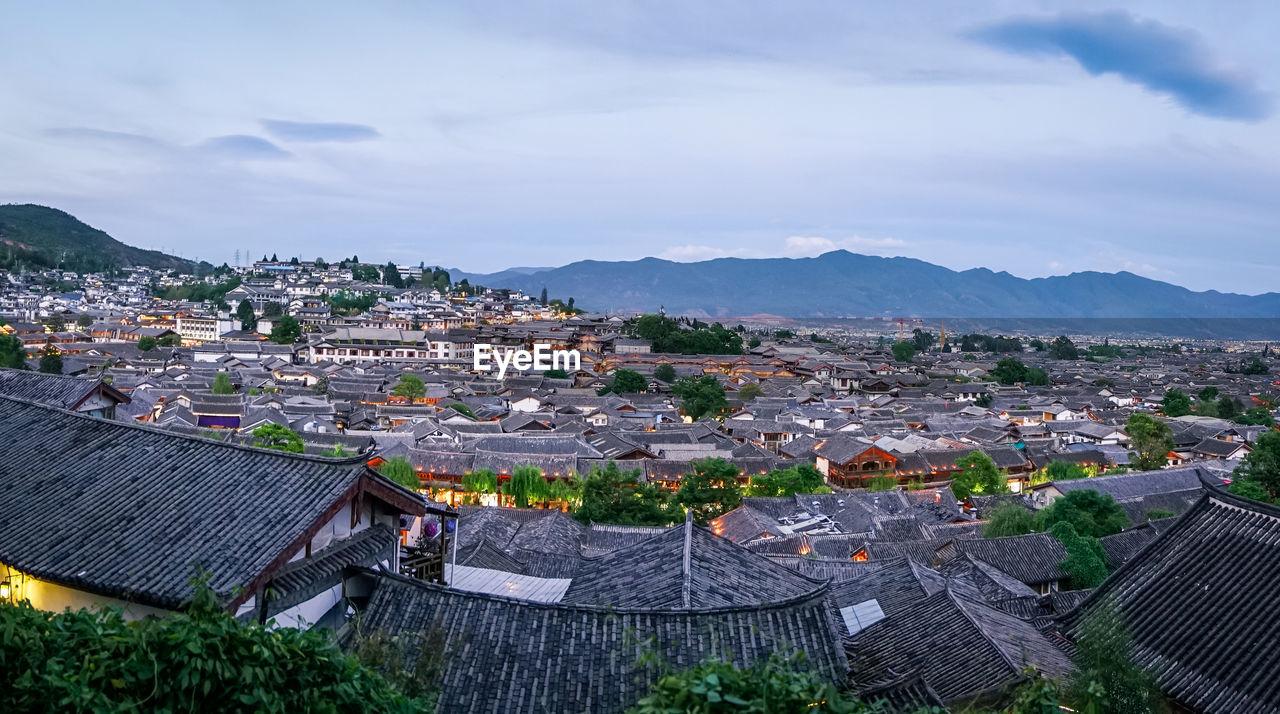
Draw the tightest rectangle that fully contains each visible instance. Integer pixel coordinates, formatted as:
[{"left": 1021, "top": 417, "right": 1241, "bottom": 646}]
[{"left": 2, "top": 1, "right": 1278, "bottom": 293}]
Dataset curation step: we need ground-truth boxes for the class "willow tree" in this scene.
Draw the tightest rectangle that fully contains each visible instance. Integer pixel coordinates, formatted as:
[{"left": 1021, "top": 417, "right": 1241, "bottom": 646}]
[
  {"left": 461, "top": 469, "right": 499, "bottom": 495},
  {"left": 502, "top": 465, "right": 549, "bottom": 508}
]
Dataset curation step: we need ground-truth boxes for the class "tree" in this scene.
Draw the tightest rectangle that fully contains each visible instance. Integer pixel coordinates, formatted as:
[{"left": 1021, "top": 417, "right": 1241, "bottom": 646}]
[
  {"left": 236, "top": 299, "right": 257, "bottom": 331},
  {"left": 1235, "top": 405, "right": 1275, "bottom": 427},
  {"left": 0, "top": 576, "right": 426, "bottom": 713},
  {"left": 983, "top": 503, "right": 1034, "bottom": 538},
  {"left": 1229, "top": 430, "right": 1280, "bottom": 503},
  {"left": 1125, "top": 413, "right": 1174, "bottom": 471},
  {"left": 137, "top": 336, "right": 157, "bottom": 352},
  {"left": 542, "top": 368, "right": 569, "bottom": 379},
  {"left": 1217, "top": 394, "right": 1244, "bottom": 421},
  {"left": 774, "top": 329, "right": 795, "bottom": 340},
  {"left": 262, "top": 302, "right": 284, "bottom": 318},
  {"left": 392, "top": 374, "right": 427, "bottom": 402},
  {"left": 974, "top": 393, "right": 993, "bottom": 408},
  {"left": 654, "top": 363, "right": 677, "bottom": 383},
  {"left": 1160, "top": 389, "right": 1192, "bottom": 417},
  {"left": 745, "top": 465, "right": 829, "bottom": 498},
  {"left": 539, "top": 287, "right": 548, "bottom": 306},
  {"left": 600, "top": 368, "right": 647, "bottom": 395},
  {"left": 677, "top": 458, "right": 742, "bottom": 525},
  {"left": 1044, "top": 461, "right": 1089, "bottom": 481},
  {"left": 1197, "top": 386, "right": 1220, "bottom": 402},
  {"left": 630, "top": 651, "right": 865, "bottom": 714},
  {"left": 951, "top": 451, "right": 1008, "bottom": 500},
  {"left": 1069, "top": 605, "right": 1162, "bottom": 713},
  {"left": 1033, "top": 489, "right": 1129, "bottom": 538},
  {"left": 37, "top": 345, "right": 61, "bottom": 374},
  {"left": 381, "top": 262, "right": 404, "bottom": 288},
  {"left": 737, "top": 383, "right": 764, "bottom": 402},
  {"left": 573, "top": 462, "right": 674, "bottom": 526},
  {"left": 1049, "top": 335, "right": 1079, "bottom": 360},
  {"left": 501, "top": 464, "right": 549, "bottom": 508},
  {"left": 0, "top": 334, "right": 26, "bottom": 369},
  {"left": 75, "top": 314, "right": 93, "bottom": 329},
  {"left": 158, "top": 333, "right": 182, "bottom": 347},
  {"left": 211, "top": 372, "right": 235, "bottom": 395},
  {"left": 313, "top": 375, "right": 330, "bottom": 396},
  {"left": 891, "top": 341, "right": 915, "bottom": 362},
  {"left": 461, "top": 469, "right": 499, "bottom": 498},
  {"left": 672, "top": 375, "right": 728, "bottom": 421},
  {"left": 252, "top": 424, "right": 304, "bottom": 453},
  {"left": 991, "top": 358, "right": 1029, "bottom": 385},
  {"left": 747, "top": 336, "right": 761, "bottom": 349},
  {"left": 1050, "top": 522, "right": 1109, "bottom": 589},
  {"left": 377, "top": 457, "right": 420, "bottom": 491},
  {"left": 1240, "top": 355, "right": 1269, "bottom": 375},
  {"left": 1026, "top": 366, "right": 1050, "bottom": 386},
  {"left": 45, "top": 313, "right": 66, "bottom": 332},
  {"left": 270, "top": 316, "right": 302, "bottom": 344}
]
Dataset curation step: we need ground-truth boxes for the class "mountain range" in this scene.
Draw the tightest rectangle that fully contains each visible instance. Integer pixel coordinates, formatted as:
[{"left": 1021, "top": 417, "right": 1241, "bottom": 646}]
[{"left": 451, "top": 252, "right": 1280, "bottom": 318}]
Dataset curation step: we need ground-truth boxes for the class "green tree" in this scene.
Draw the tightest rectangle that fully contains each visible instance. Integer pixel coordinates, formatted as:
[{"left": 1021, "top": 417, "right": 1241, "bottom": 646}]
[
  {"left": 677, "top": 458, "right": 743, "bottom": 525},
  {"left": 270, "top": 316, "right": 302, "bottom": 344},
  {"left": 324, "top": 443, "right": 349, "bottom": 458},
  {"left": 382, "top": 262, "right": 404, "bottom": 288},
  {"left": 137, "top": 336, "right": 157, "bottom": 352},
  {"left": 600, "top": 368, "right": 647, "bottom": 395},
  {"left": 75, "top": 314, "right": 93, "bottom": 329},
  {"left": 891, "top": 341, "right": 915, "bottom": 362},
  {"left": 983, "top": 503, "right": 1034, "bottom": 538},
  {"left": 377, "top": 457, "right": 420, "bottom": 491},
  {"left": 262, "top": 302, "right": 284, "bottom": 318},
  {"left": 45, "top": 313, "right": 67, "bottom": 332},
  {"left": 1044, "top": 461, "right": 1089, "bottom": 481},
  {"left": 211, "top": 372, "right": 235, "bottom": 395},
  {"left": 654, "top": 363, "right": 677, "bottom": 383},
  {"left": 252, "top": 423, "right": 304, "bottom": 453},
  {"left": 37, "top": 345, "right": 62, "bottom": 374},
  {"left": 313, "top": 375, "right": 330, "bottom": 396},
  {"left": 1197, "top": 386, "right": 1220, "bottom": 402},
  {"left": 1050, "top": 522, "right": 1109, "bottom": 589},
  {"left": 501, "top": 464, "right": 549, "bottom": 508},
  {"left": 236, "top": 299, "right": 257, "bottom": 331},
  {"left": 1026, "top": 366, "right": 1050, "bottom": 386},
  {"left": 1125, "top": 413, "right": 1174, "bottom": 471},
  {"left": 774, "top": 329, "right": 795, "bottom": 340},
  {"left": 630, "top": 651, "right": 868, "bottom": 714},
  {"left": 0, "top": 334, "right": 26, "bottom": 369},
  {"left": 1034, "top": 489, "right": 1129, "bottom": 538},
  {"left": 461, "top": 469, "right": 499, "bottom": 497},
  {"left": 737, "top": 383, "right": 764, "bottom": 402},
  {"left": 573, "top": 462, "right": 674, "bottom": 526},
  {"left": 1160, "top": 388, "right": 1192, "bottom": 417},
  {"left": 1235, "top": 405, "right": 1275, "bottom": 427},
  {"left": 747, "top": 336, "right": 761, "bottom": 349},
  {"left": 952, "top": 450, "right": 1008, "bottom": 500},
  {"left": 1049, "top": 335, "right": 1079, "bottom": 360},
  {"left": 158, "top": 333, "right": 182, "bottom": 347},
  {"left": 1145, "top": 508, "right": 1176, "bottom": 520},
  {"left": 0, "top": 576, "right": 426, "bottom": 712},
  {"left": 991, "top": 358, "right": 1029, "bottom": 385},
  {"left": 539, "top": 286, "right": 548, "bottom": 306},
  {"left": 1069, "top": 605, "right": 1163, "bottom": 713},
  {"left": 392, "top": 373, "right": 427, "bottom": 401},
  {"left": 745, "top": 464, "right": 829, "bottom": 498},
  {"left": 673, "top": 375, "right": 728, "bottom": 421},
  {"left": 1216, "top": 394, "right": 1244, "bottom": 420},
  {"left": 542, "top": 368, "right": 569, "bottom": 379},
  {"left": 1229, "top": 430, "right": 1280, "bottom": 503}
]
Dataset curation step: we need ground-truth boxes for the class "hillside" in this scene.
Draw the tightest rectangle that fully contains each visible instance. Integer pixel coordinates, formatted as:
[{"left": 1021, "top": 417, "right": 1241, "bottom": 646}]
[
  {"left": 456, "top": 251, "right": 1280, "bottom": 318},
  {"left": 0, "top": 204, "right": 199, "bottom": 273}
]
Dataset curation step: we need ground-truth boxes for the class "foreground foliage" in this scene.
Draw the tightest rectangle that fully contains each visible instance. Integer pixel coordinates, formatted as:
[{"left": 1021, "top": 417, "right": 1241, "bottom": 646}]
[{"left": 0, "top": 580, "right": 423, "bottom": 713}]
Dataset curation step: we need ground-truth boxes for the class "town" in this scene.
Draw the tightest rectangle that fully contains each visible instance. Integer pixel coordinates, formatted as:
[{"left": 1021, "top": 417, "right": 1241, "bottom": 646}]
[{"left": 1, "top": 253, "right": 1277, "bottom": 713}]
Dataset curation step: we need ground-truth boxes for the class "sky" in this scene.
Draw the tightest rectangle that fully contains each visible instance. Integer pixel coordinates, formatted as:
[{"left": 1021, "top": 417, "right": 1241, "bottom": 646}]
[{"left": 2, "top": 1, "right": 1278, "bottom": 293}]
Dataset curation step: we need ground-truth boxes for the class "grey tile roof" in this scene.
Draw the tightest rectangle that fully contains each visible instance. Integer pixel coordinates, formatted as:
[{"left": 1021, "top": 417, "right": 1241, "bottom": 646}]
[
  {"left": 0, "top": 395, "right": 425, "bottom": 610},
  {"left": 1060, "top": 486, "right": 1280, "bottom": 713},
  {"left": 351, "top": 572, "right": 847, "bottom": 714},
  {"left": 0, "top": 367, "right": 128, "bottom": 409}
]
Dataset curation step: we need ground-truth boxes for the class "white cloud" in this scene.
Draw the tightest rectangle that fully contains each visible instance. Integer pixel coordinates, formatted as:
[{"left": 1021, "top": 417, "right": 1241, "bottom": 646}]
[
  {"left": 783, "top": 235, "right": 907, "bottom": 257},
  {"left": 658, "top": 244, "right": 737, "bottom": 262}
]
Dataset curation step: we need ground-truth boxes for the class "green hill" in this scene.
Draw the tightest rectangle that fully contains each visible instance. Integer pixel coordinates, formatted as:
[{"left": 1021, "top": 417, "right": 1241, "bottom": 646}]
[{"left": 0, "top": 204, "right": 202, "bottom": 274}]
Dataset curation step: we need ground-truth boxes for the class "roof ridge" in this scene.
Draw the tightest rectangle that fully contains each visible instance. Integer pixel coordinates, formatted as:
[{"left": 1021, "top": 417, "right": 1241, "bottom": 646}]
[{"left": 681, "top": 511, "right": 693, "bottom": 608}]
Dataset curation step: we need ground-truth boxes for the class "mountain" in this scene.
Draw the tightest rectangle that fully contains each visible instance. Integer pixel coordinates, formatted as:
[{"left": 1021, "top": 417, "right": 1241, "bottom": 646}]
[
  {"left": 0, "top": 204, "right": 200, "bottom": 273},
  {"left": 458, "top": 251, "right": 1280, "bottom": 318}
]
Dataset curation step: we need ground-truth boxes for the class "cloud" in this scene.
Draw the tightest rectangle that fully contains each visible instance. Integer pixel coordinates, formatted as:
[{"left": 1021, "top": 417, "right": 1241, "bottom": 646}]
[
  {"left": 261, "top": 119, "right": 380, "bottom": 142},
  {"left": 198, "top": 135, "right": 291, "bottom": 159},
  {"left": 44, "top": 127, "right": 167, "bottom": 151},
  {"left": 658, "top": 244, "right": 737, "bottom": 262},
  {"left": 969, "top": 11, "right": 1271, "bottom": 121},
  {"left": 783, "top": 235, "right": 906, "bottom": 257}
]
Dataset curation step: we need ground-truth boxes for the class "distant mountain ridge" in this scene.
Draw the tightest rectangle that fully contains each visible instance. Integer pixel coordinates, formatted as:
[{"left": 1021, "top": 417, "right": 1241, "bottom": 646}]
[
  {"left": 0, "top": 204, "right": 198, "bottom": 272},
  {"left": 452, "top": 251, "right": 1280, "bottom": 318}
]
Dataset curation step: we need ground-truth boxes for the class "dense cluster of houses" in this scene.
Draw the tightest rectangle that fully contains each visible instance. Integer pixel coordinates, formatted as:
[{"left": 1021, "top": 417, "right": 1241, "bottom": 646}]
[{"left": 2, "top": 262, "right": 1279, "bottom": 711}]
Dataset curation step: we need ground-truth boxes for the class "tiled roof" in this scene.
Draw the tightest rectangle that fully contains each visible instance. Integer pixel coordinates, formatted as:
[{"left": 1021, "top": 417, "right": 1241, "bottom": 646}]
[{"left": 351, "top": 572, "right": 847, "bottom": 714}]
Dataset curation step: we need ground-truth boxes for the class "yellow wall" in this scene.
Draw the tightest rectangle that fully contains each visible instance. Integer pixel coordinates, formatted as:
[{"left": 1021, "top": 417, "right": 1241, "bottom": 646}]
[{"left": 2, "top": 565, "right": 171, "bottom": 621}]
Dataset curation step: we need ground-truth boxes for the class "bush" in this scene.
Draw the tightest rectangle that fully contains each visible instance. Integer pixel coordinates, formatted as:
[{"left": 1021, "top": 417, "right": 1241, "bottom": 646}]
[
  {"left": 0, "top": 575, "right": 423, "bottom": 712},
  {"left": 1034, "top": 489, "right": 1129, "bottom": 538},
  {"left": 984, "top": 503, "right": 1034, "bottom": 538}
]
